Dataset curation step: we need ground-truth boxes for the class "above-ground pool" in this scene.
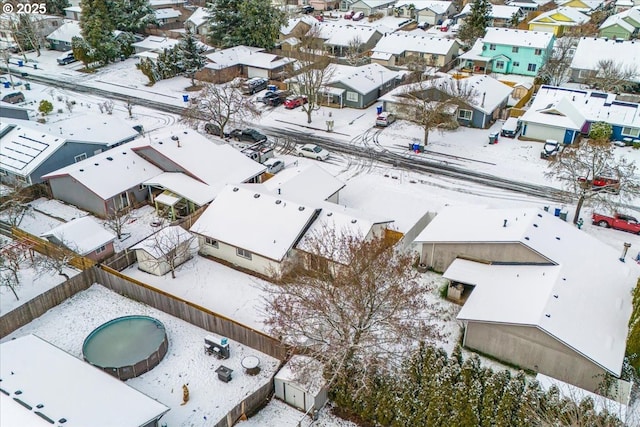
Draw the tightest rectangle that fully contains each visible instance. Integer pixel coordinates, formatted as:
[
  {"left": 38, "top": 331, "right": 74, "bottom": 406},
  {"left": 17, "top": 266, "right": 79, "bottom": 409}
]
[{"left": 83, "top": 315, "right": 169, "bottom": 380}]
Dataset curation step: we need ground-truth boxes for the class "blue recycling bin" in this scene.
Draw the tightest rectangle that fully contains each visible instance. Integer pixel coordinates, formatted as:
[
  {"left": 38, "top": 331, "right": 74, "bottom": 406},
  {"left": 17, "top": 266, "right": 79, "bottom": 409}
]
[
  {"left": 3, "top": 82, "right": 9, "bottom": 88},
  {"left": 554, "top": 208, "right": 561, "bottom": 217},
  {"left": 267, "top": 84, "right": 277, "bottom": 92},
  {"left": 376, "top": 105, "right": 383, "bottom": 115},
  {"left": 182, "top": 94, "right": 189, "bottom": 102},
  {"left": 17, "top": 60, "right": 24, "bottom": 67}
]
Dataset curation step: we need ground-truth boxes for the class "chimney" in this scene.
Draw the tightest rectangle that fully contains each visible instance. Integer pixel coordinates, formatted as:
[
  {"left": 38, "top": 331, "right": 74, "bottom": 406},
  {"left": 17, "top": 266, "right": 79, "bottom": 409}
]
[
  {"left": 176, "top": 137, "right": 181, "bottom": 148},
  {"left": 503, "top": 219, "right": 507, "bottom": 227},
  {"left": 620, "top": 242, "right": 632, "bottom": 262}
]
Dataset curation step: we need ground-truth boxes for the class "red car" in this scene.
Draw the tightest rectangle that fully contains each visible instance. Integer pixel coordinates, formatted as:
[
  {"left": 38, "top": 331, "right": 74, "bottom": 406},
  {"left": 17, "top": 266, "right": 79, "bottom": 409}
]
[
  {"left": 284, "top": 95, "right": 308, "bottom": 109},
  {"left": 344, "top": 10, "right": 354, "bottom": 19}
]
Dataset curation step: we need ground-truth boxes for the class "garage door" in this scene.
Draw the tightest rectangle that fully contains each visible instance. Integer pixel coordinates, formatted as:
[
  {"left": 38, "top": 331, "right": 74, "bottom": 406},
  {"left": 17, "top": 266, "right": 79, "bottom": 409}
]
[
  {"left": 247, "top": 67, "right": 269, "bottom": 79},
  {"left": 284, "top": 383, "right": 306, "bottom": 411}
]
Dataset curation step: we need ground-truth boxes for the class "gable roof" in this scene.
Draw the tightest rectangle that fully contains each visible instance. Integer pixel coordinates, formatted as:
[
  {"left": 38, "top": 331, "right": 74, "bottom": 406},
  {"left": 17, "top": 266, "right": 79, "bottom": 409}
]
[
  {"left": 570, "top": 37, "right": 640, "bottom": 82},
  {"left": 261, "top": 163, "right": 345, "bottom": 203},
  {"left": 185, "top": 7, "right": 208, "bottom": 27},
  {"left": 557, "top": 0, "right": 604, "bottom": 11},
  {"left": 599, "top": 13, "right": 635, "bottom": 32},
  {"left": 205, "top": 45, "right": 294, "bottom": 70},
  {"left": 372, "top": 32, "right": 459, "bottom": 56},
  {"left": 327, "top": 62, "right": 400, "bottom": 94},
  {"left": 132, "top": 225, "right": 193, "bottom": 258},
  {"left": 41, "top": 216, "right": 115, "bottom": 254},
  {"left": 395, "top": 0, "right": 453, "bottom": 14},
  {"left": 482, "top": 27, "right": 554, "bottom": 49},
  {"left": 0, "top": 122, "right": 67, "bottom": 178},
  {"left": 190, "top": 185, "right": 319, "bottom": 261},
  {"left": 280, "top": 16, "right": 318, "bottom": 36},
  {"left": 416, "top": 206, "right": 635, "bottom": 376},
  {"left": 458, "top": 3, "right": 523, "bottom": 19},
  {"left": 529, "top": 6, "right": 591, "bottom": 26},
  {"left": 315, "top": 23, "right": 382, "bottom": 47},
  {"left": 155, "top": 8, "right": 181, "bottom": 20},
  {"left": 520, "top": 95, "right": 586, "bottom": 129},
  {"left": 46, "top": 20, "right": 81, "bottom": 43}
]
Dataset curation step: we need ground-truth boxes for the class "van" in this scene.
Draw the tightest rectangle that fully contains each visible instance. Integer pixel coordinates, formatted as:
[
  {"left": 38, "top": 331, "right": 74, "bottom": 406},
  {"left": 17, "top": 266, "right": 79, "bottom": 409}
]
[
  {"left": 241, "top": 77, "right": 268, "bottom": 95},
  {"left": 500, "top": 117, "right": 521, "bottom": 138},
  {"left": 375, "top": 112, "right": 396, "bottom": 127},
  {"left": 57, "top": 50, "right": 76, "bottom": 65},
  {"left": 2, "top": 92, "right": 25, "bottom": 104}
]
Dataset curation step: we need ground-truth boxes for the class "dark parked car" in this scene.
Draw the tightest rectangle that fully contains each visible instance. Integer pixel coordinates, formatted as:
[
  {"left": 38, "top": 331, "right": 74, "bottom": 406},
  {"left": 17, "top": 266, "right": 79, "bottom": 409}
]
[
  {"left": 2, "top": 91, "right": 25, "bottom": 104},
  {"left": 229, "top": 128, "right": 267, "bottom": 143},
  {"left": 301, "top": 5, "right": 314, "bottom": 13},
  {"left": 204, "top": 123, "right": 230, "bottom": 137}
]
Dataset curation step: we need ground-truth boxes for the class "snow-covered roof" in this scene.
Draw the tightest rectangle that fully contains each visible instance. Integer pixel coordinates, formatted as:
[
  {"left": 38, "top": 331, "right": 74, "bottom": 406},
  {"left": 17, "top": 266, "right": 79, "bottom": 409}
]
[
  {"left": 0, "top": 123, "right": 66, "bottom": 178},
  {"left": 41, "top": 216, "right": 115, "bottom": 254},
  {"left": 372, "top": 32, "right": 459, "bottom": 56},
  {"left": 274, "top": 355, "right": 326, "bottom": 397},
  {"left": 46, "top": 20, "right": 81, "bottom": 43},
  {"left": 132, "top": 225, "right": 193, "bottom": 259},
  {"left": 144, "top": 172, "right": 216, "bottom": 206},
  {"left": 506, "top": 0, "right": 539, "bottom": 9},
  {"left": 190, "top": 185, "right": 319, "bottom": 261},
  {"left": 149, "top": 0, "right": 186, "bottom": 7},
  {"left": 63, "top": 6, "right": 81, "bottom": 12},
  {"left": 155, "top": 8, "right": 181, "bottom": 20},
  {"left": 260, "top": 163, "right": 345, "bottom": 202},
  {"left": 482, "top": 27, "right": 554, "bottom": 49},
  {"left": 458, "top": 3, "right": 522, "bottom": 19},
  {"left": 185, "top": 7, "right": 208, "bottom": 27},
  {"left": 315, "top": 23, "right": 382, "bottom": 47},
  {"left": 41, "top": 139, "right": 163, "bottom": 200},
  {"left": 395, "top": 0, "right": 453, "bottom": 14},
  {"left": 280, "top": 16, "right": 318, "bottom": 36},
  {"left": 570, "top": 38, "right": 640, "bottom": 82},
  {"left": 557, "top": 0, "right": 604, "bottom": 11},
  {"left": 132, "top": 36, "right": 180, "bottom": 52},
  {"left": 1, "top": 335, "right": 169, "bottom": 427},
  {"left": 529, "top": 7, "right": 591, "bottom": 26},
  {"left": 133, "top": 129, "right": 266, "bottom": 189},
  {"left": 522, "top": 85, "right": 640, "bottom": 129},
  {"left": 327, "top": 62, "right": 400, "bottom": 95},
  {"left": 520, "top": 95, "right": 586, "bottom": 130},
  {"left": 205, "top": 45, "right": 294, "bottom": 70},
  {"left": 416, "top": 206, "right": 635, "bottom": 376}
]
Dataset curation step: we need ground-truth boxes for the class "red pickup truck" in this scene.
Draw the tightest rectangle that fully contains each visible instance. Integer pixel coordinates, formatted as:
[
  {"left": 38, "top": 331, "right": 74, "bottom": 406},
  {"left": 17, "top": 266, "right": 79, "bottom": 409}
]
[{"left": 592, "top": 213, "right": 640, "bottom": 234}]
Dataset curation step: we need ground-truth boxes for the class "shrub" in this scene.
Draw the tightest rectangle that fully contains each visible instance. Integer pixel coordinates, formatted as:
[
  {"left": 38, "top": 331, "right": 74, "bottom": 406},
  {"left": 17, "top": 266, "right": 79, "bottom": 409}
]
[{"left": 38, "top": 100, "right": 53, "bottom": 115}]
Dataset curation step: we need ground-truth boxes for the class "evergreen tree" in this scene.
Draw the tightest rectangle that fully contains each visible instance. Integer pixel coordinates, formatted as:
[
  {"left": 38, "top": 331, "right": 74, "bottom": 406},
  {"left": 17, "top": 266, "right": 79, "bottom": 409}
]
[
  {"left": 114, "top": 0, "right": 156, "bottom": 33},
  {"left": 458, "top": 0, "right": 491, "bottom": 47},
  {"left": 46, "top": 0, "right": 71, "bottom": 16},
  {"left": 206, "top": 0, "right": 285, "bottom": 48},
  {"left": 78, "top": 0, "right": 119, "bottom": 66},
  {"left": 179, "top": 29, "right": 207, "bottom": 86},
  {"left": 627, "top": 279, "right": 640, "bottom": 374}
]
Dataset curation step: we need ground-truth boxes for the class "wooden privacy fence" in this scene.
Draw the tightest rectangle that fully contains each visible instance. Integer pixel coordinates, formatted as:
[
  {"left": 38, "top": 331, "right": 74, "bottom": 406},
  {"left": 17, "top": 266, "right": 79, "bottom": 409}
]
[
  {"left": 11, "top": 227, "right": 96, "bottom": 270},
  {"left": 214, "top": 381, "right": 274, "bottom": 427}
]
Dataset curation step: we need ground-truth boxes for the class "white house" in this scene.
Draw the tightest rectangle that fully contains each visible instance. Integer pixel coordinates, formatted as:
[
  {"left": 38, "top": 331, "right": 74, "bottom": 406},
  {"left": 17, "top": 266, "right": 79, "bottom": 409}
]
[
  {"left": 414, "top": 206, "right": 635, "bottom": 392},
  {"left": 1, "top": 334, "right": 170, "bottom": 427},
  {"left": 370, "top": 32, "right": 461, "bottom": 68},
  {"left": 190, "top": 185, "right": 320, "bottom": 277},
  {"left": 569, "top": 37, "right": 640, "bottom": 85},
  {"left": 41, "top": 216, "right": 116, "bottom": 261},
  {"left": 132, "top": 225, "right": 194, "bottom": 276},
  {"left": 46, "top": 20, "right": 82, "bottom": 51},
  {"left": 260, "top": 163, "right": 345, "bottom": 204},
  {"left": 131, "top": 35, "right": 180, "bottom": 55}
]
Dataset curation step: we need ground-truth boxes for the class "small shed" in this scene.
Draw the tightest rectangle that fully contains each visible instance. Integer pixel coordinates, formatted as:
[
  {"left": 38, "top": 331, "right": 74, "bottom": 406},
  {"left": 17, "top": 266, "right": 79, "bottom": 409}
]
[
  {"left": 274, "top": 355, "right": 328, "bottom": 414},
  {"left": 132, "top": 226, "right": 194, "bottom": 276}
]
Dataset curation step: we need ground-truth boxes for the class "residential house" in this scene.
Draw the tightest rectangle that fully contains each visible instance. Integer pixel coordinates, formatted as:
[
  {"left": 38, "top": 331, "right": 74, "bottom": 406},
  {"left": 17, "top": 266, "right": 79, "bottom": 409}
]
[
  {"left": 615, "top": 0, "right": 639, "bottom": 13},
  {"left": 190, "top": 185, "right": 320, "bottom": 278},
  {"left": 0, "top": 13, "right": 64, "bottom": 51},
  {"left": 0, "top": 102, "right": 29, "bottom": 121},
  {"left": 1, "top": 335, "right": 170, "bottom": 427},
  {"left": 413, "top": 206, "right": 635, "bottom": 392},
  {"left": 395, "top": 1, "right": 456, "bottom": 26},
  {"left": 316, "top": 62, "right": 401, "bottom": 108},
  {"left": 149, "top": 0, "right": 186, "bottom": 8},
  {"left": 528, "top": 7, "right": 591, "bottom": 35},
  {"left": 315, "top": 23, "right": 383, "bottom": 57},
  {"left": 45, "top": 20, "right": 81, "bottom": 51},
  {"left": 41, "top": 216, "right": 116, "bottom": 261},
  {"left": 458, "top": 28, "right": 555, "bottom": 76},
  {"left": 0, "top": 115, "right": 140, "bottom": 185},
  {"left": 519, "top": 85, "right": 640, "bottom": 143},
  {"left": 380, "top": 74, "right": 513, "bottom": 129},
  {"left": 506, "top": 0, "right": 540, "bottom": 13},
  {"left": 556, "top": 0, "right": 605, "bottom": 14},
  {"left": 279, "top": 16, "right": 318, "bottom": 43},
  {"left": 155, "top": 8, "right": 182, "bottom": 26},
  {"left": 131, "top": 35, "right": 180, "bottom": 55},
  {"left": 309, "top": 0, "right": 341, "bottom": 11},
  {"left": 598, "top": 7, "right": 640, "bottom": 40},
  {"left": 570, "top": 37, "right": 640, "bottom": 85},
  {"left": 197, "top": 45, "right": 295, "bottom": 83},
  {"left": 185, "top": 7, "right": 209, "bottom": 37},
  {"left": 132, "top": 225, "right": 194, "bottom": 276},
  {"left": 456, "top": 4, "right": 524, "bottom": 28},
  {"left": 63, "top": 6, "right": 82, "bottom": 20},
  {"left": 345, "top": 0, "right": 397, "bottom": 16},
  {"left": 260, "top": 163, "right": 346, "bottom": 204},
  {"left": 371, "top": 32, "right": 461, "bottom": 68}
]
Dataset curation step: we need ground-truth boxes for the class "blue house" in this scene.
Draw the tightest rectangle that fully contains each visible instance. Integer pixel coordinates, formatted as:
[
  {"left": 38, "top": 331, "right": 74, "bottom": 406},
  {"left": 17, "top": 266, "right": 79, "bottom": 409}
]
[
  {"left": 380, "top": 74, "right": 514, "bottom": 129},
  {"left": 459, "top": 28, "right": 554, "bottom": 77}
]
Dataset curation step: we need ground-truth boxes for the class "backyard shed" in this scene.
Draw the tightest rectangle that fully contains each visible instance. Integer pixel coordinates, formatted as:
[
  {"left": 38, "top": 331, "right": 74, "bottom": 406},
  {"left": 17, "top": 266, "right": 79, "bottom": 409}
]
[
  {"left": 274, "top": 355, "right": 328, "bottom": 414},
  {"left": 132, "top": 226, "right": 194, "bottom": 276}
]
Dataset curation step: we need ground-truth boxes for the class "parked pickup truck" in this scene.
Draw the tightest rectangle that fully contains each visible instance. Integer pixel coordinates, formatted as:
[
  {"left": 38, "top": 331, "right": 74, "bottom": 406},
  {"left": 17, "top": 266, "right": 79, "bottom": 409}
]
[{"left": 592, "top": 212, "right": 640, "bottom": 234}]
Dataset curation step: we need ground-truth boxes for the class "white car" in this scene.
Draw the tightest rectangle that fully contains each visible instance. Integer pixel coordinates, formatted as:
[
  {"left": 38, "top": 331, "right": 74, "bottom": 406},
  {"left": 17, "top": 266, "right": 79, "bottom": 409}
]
[
  {"left": 263, "top": 158, "right": 285, "bottom": 174},
  {"left": 295, "top": 143, "right": 330, "bottom": 161}
]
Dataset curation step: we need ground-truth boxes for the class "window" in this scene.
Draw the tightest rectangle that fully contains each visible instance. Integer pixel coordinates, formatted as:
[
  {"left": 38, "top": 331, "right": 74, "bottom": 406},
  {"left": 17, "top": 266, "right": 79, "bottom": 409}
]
[
  {"left": 205, "top": 237, "right": 219, "bottom": 248},
  {"left": 534, "top": 48, "right": 542, "bottom": 56},
  {"left": 94, "top": 149, "right": 102, "bottom": 155},
  {"left": 513, "top": 61, "right": 520, "bottom": 67},
  {"left": 237, "top": 247, "right": 252, "bottom": 260},
  {"left": 96, "top": 245, "right": 106, "bottom": 254},
  {"left": 495, "top": 60, "right": 505, "bottom": 69},
  {"left": 578, "top": 69, "right": 592, "bottom": 79},
  {"left": 346, "top": 91, "right": 358, "bottom": 102},
  {"left": 527, "top": 63, "right": 537, "bottom": 72},
  {"left": 74, "top": 153, "right": 87, "bottom": 162},
  {"left": 120, "top": 192, "right": 129, "bottom": 208},
  {"left": 512, "top": 46, "right": 519, "bottom": 53},
  {"left": 622, "top": 127, "right": 640, "bottom": 137},
  {"left": 458, "top": 109, "right": 473, "bottom": 120},
  {"left": 489, "top": 44, "right": 496, "bottom": 50}
]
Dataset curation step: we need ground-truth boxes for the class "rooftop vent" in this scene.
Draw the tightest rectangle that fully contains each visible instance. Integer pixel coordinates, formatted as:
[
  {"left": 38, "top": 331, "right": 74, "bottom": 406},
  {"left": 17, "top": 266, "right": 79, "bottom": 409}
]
[
  {"left": 545, "top": 313, "right": 551, "bottom": 318},
  {"left": 122, "top": 152, "right": 127, "bottom": 155},
  {"left": 503, "top": 219, "right": 507, "bottom": 227},
  {"left": 555, "top": 236, "right": 560, "bottom": 240},
  {"left": 106, "top": 157, "right": 113, "bottom": 161},
  {"left": 533, "top": 224, "right": 538, "bottom": 227},
  {"left": 524, "top": 236, "right": 530, "bottom": 240},
  {"left": 351, "top": 219, "right": 357, "bottom": 223},
  {"left": 233, "top": 187, "right": 239, "bottom": 192},
  {"left": 298, "top": 206, "right": 305, "bottom": 211},
  {"left": 14, "top": 390, "right": 22, "bottom": 395},
  {"left": 327, "top": 212, "right": 333, "bottom": 216},
  {"left": 553, "top": 294, "right": 558, "bottom": 299},
  {"left": 171, "top": 135, "right": 179, "bottom": 141},
  {"left": 254, "top": 193, "right": 260, "bottom": 198},
  {"left": 36, "top": 404, "right": 44, "bottom": 409},
  {"left": 79, "top": 169, "right": 84, "bottom": 172},
  {"left": 94, "top": 163, "right": 99, "bottom": 166},
  {"left": 537, "top": 213, "right": 542, "bottom": 218},
  {"left": 275, "top": 200, "right": 282, "bottom": 204},
  {"left": 59, "top": 418, "right": 67, "bottom": 424}
]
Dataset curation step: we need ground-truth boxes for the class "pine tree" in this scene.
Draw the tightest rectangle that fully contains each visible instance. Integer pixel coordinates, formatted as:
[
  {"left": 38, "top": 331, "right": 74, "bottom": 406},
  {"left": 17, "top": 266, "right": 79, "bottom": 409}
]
[
  {"left": 78, "top": 0, "right": 118, "bottom": 66},
  {"left": 179, "top": 29, "right": 207, "bottom": 87},
  {"left": 46, "top": 0, "right": 71, "bottom": 16},
  {"left": 114, "top": 0, "right": 156, "bottom": 33},
  {"left": 458, "top": 0, "right": 491, "bottom": 47}
]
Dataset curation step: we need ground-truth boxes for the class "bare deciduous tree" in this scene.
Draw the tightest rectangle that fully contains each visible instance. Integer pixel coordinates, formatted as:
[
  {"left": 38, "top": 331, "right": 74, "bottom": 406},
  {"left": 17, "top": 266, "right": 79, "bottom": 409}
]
[
  {"left": 0, "top": 243, "right": 25, "bottom": 300},
  {"left": 0, "top": 48, "right": 16, "bottom": 87},
  {"left": 106, "top": 207, "right": 132, "bottom": 240},
  {"left": 263, "top": 227, "right": 444, "bottom": 391},
  {"left": 144, "top": 226, "right": 195, "bottom": 279},
  {"left": 585, "top": 60, "right": 639, "bottom": 93},
  {"left": 546, "top": 133, "right": 640, "bottom": 224},
  {"left": 125, "top": 99, "right": 134, "bottom": 118},
  {"left": 395, "top": 76, "right": 478, "bottom": 145},
  {"left": 32, "top": 248, "right": 75, "bottom": 281},
  {"left": 539, "top": 37, "right": 576, "bottom": 86},
  {"left": 181, "top": 83, "right": 261, "bottom": 137},
  {"left": 344, "top": 35, "right": 367, "bottom": 66},
  {"left": 0, "top": 184, "right": 33, "bottom": 227}
]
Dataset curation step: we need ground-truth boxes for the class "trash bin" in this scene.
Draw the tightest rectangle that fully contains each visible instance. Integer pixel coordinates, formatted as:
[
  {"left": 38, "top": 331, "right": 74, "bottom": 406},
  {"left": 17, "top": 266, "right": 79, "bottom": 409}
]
[
  {"left": 267, "top": 84, "right": 277, "bottom": 92},
  {"left": 554, "top": 208, "right": 561, "bottom": 217},
  {"left": 559, "top": 211, "right": 568, "bottom": 221},
  {"left": 376, "top": 105, "right": 383, "bottom": 115},
  {"left": 182, "top": 94, "right": 189, "bottom": 102},
  {"left": 25, "top": 83, "right": 31, "bottom": 90},
  {"left": 488, "top": 132, "right": 499, "bottom": 144},
  {"left": 33, "top": 64, "right": 37, "bottom": 69},
  {"left": 3, "top": 82, "right": 9, "bottom": 88},
  {"left": 17, "top": 60, "right": 23, "bottom": 67}
]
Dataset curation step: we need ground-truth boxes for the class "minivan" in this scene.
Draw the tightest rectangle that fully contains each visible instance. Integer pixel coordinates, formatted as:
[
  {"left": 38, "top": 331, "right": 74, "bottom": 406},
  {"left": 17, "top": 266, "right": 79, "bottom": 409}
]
[
  {"left": 241, "top": 77, "right": 268, "bottom": 95},
  {"left": 2, "top": 91, "right": 25, "bottom": 104},
  {"left": 375, "top": 112, "right": 396, "bottom": 127},
  {"left": 500, "top": 117, "right": 521, "bottom": 138},
  {"left": 57, "top": 50, "right": 76, "bottom": 65}
]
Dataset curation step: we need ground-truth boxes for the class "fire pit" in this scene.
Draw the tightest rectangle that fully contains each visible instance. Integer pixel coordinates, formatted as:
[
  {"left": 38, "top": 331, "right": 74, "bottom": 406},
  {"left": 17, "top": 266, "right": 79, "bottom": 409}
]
[{"left": 241, "top": 356, "right": 261, "bottom": 375}]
